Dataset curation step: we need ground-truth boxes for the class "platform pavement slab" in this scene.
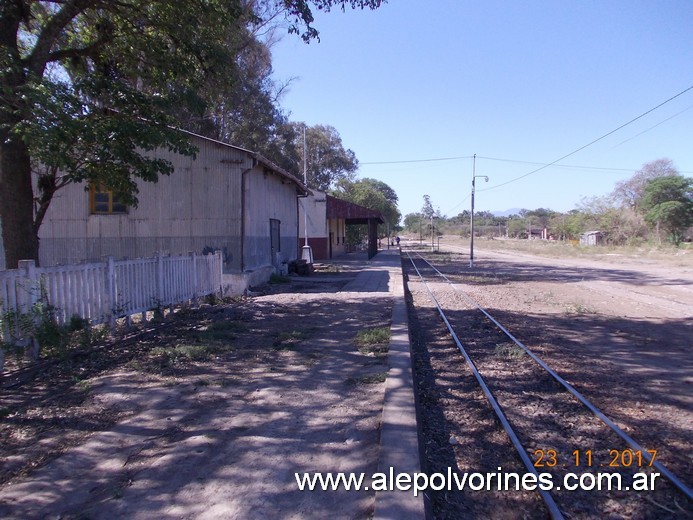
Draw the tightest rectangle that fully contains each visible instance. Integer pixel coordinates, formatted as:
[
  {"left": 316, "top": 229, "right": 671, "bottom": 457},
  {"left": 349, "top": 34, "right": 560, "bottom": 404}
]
[{"left": 332, "top": 249, "right": 424, "bottom": 519}]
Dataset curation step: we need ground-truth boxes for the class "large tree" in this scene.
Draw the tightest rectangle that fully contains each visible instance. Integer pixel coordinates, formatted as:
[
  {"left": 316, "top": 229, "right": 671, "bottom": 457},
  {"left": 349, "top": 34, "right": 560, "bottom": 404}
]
[
  {"left": 640, "top": 176, "right": 693, "bottom": 245},
  {"left": 332, "top": 177, "right": 400, "bottom": 231},
  {"left": 0, "top": 0, "right": 382, "bottom": 269},
  {"left": 611, "top": 158, "right": 678, "bottom": 210},
  {"left": 287, "top": 123, "right": 358, "bottom": 190}
]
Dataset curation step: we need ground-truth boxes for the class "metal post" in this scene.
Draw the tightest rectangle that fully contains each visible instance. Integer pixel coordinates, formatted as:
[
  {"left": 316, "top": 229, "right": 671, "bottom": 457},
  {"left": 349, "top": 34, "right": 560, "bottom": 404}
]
[
  {"left": 419, "top": 214, "right": 422, "bottom": 245},
  {"left": 470, "top": 154, "right": 488, "bottom": 269},
  {"left": 470, "top": 167, "right": 475, "bottom": 268},
  {"left": 301, "top": 125, "right": 313, "bottom": 264},
  {"left": 303, "top": 127, "right": 308, "bottom": 248}
]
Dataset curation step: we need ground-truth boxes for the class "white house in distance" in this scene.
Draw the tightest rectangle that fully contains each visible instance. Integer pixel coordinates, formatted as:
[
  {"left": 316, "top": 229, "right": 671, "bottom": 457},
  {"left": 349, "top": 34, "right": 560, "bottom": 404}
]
[{"left": 22, "top": 131, "right": 309, "bottom": 294}]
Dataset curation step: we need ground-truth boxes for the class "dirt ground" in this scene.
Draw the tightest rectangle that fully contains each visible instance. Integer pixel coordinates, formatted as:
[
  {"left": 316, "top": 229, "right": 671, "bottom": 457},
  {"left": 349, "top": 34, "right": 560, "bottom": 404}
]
[
  {"left": 403, "top": 238, "right": 692, "bottom": 519},
  {"left": 0, "top": 269, "right": 393, "bottom": 519},
  {"left": 1, "top": 242, "right": 691, "bottom": 519}
]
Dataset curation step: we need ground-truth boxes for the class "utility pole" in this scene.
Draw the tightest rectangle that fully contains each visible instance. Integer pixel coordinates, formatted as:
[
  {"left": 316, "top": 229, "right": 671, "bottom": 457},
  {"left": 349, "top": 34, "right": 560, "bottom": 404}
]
[
  {"left": 469, "top": 154, "right": 488, "bottom": 269},
  {"left": 419, "top": 213, "right": 422, "bottom": 245},
  {"left": 301, "top": 126, "right": 313, "bottom": 263},
  {"left": 303, "top": 126, "right": 308, "bottom": 248}
]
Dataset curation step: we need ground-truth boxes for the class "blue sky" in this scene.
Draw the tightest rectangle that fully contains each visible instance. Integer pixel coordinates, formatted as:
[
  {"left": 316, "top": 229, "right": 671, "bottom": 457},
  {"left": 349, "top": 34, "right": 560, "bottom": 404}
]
[{"left": 270, "top": 0, "right": 693, "bottom": 218}]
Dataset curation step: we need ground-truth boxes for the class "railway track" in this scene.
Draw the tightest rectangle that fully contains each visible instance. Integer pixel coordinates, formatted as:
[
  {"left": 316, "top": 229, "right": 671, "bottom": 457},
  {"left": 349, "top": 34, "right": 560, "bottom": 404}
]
[{"left": 403, "top": 249, "right": 692, "bottom": 519}]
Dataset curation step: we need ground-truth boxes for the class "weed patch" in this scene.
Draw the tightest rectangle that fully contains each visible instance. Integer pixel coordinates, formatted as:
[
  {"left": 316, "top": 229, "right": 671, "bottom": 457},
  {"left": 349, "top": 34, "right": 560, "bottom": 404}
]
[
  {"left": 273, "top": 330, "right": 309, "bottom": 350},
  {"left": 354, "top": 327, "right": 390, "bottom": 357},
  {"left": 151, "top": 343, "right": 229, "bottom": 365},
  {"left": 495, "top": 343, "right": 525, "bottom": 360},
  {"left": 347, "top": 371, "right": 387, "bottom": 385},
  {"left": 197, "top": 320, "right": 246, "bottom": 342},
  {"left": 564, "top": 302, "right": 596, "bottom": 315}
]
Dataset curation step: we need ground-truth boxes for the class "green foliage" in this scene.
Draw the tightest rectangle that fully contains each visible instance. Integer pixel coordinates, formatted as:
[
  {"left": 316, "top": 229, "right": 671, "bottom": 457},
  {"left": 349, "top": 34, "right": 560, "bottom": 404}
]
[
  {"left": 0, "top": 303, "right": 105, "bottom": 363},
  {"left": 403, "top": 212, "right": 422, "bottom": 233},
  {"left": 0, "top": 0, "right": 385, "bottom": 267},
  {"left": 273, "top": 330, "right": 309, "bottom": 350},
  {"left": 151, "top": 343, "right": 227, "bottom": 365},
  {"left": 354, "top": 327, "right": 390, "bottom": 358},
  {"left": 1, "top": 303, "right": 62, "bottom": 350},
  {"left": 195, "top": 320, "right": 246, "bottom": 343},
  {"left": 611, "top": 158, "right": 679, "bottom": 209},
  {"left": 641, "top": 176, "right": 693, "bottom": 245},
  {"left": 354, "top": 327, "right": 390, "bottom": 346},
  {"left": 20, "top": 75, "right": 198, "bottom": 231},
  {"left": 346, "top": 371, "right": 387, "bottom": 385},
  {"left": 495, "top": 343, "right": 525, "bottom": 361},
  {"left": 289, "top": 123, "right": 359, "bottom": 190},
  {"left": 421, "top": 194, "right": 435, "bottom": 219},
  {"left": 331, "top": 177, "right": 401, "bottom": 234}
]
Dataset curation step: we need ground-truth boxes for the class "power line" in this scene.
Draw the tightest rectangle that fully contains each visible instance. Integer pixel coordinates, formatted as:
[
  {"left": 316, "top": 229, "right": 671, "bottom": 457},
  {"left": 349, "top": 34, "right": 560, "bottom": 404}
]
[
  {"left": 476, "top": 156, "right": 636, "bottom": 173},
  {"left": 478, "top": 84, "right": 693, "bottom": 192},
  {"left": 360, "top": 155, "right": 473, "bottom": 165},
  {"left": 612, "top": 104, "right": 693, "bottom": 148},
  {"left": 362, "top": 154, "right": 692, "bottom": 175}
]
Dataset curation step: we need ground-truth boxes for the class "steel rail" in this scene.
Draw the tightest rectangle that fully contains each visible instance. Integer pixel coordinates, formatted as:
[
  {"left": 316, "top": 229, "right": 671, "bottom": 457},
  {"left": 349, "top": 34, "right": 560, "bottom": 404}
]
[
  {"left": 406, "top": 252, "right": 565, "bottom": 520},
  {"left": 411, "top": 250, "right": 693, "bottom": 501}
]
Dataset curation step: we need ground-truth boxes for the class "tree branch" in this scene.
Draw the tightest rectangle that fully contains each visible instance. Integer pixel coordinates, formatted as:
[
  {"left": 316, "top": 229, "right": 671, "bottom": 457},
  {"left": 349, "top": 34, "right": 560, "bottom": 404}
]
[{"left": 25, "top": 0, "right": 132, "bottom": 75}]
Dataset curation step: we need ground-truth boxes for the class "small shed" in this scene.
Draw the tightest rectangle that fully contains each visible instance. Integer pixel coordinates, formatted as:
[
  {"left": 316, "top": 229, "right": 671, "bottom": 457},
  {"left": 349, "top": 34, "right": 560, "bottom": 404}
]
[
  {"left": 299, "top": 191, "right": 384, "bottom": 260},
  {"left": 579, "top": 231, "right": 603, "bottom": 246}
]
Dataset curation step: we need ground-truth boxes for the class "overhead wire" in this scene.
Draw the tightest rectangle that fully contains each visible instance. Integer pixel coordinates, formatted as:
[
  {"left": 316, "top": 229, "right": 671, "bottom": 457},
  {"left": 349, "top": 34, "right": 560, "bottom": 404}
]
[
  {"left": 477, "top": 84, "right": 693, "bottom": 192},
  {"left": 360, "top": 84, "right": 693, "bottom": 215},
  {"left": 360, "top": 155, "right": 473, "bottom": 165},
  {"left": 612, "top": 104, "right": 693, "bottom": 148}
]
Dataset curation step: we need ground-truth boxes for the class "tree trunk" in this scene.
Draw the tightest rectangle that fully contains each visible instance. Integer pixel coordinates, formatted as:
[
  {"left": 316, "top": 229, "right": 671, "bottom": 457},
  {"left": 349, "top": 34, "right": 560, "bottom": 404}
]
[
  {"left": 0, "top": 129, "right": 38, "bottom": 269},
  {"left": 1, "top": 4, "right": 39, "bottom": 269}
]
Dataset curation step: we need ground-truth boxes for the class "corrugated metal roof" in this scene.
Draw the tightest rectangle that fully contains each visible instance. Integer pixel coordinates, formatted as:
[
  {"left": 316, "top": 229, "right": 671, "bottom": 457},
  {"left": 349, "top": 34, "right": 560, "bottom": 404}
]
[
  {"left": 178, "top": 129, "right": 310, "bottom": 196},
  {"left": 326, "top": 195, "right": 384, "bottom": 224}
]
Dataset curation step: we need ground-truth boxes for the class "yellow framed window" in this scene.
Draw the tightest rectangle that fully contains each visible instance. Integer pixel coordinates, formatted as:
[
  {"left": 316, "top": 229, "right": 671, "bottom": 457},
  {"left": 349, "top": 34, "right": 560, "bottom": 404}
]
[{"left": 90, "top": 186, "right": 128, "bottom": 214}]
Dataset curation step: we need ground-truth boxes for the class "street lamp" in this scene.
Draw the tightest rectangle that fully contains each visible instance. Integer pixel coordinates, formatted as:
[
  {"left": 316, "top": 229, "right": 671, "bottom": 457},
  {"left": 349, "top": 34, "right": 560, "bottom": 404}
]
[
  {"left": 469, "top": 154, "right": 488, "bottom": 268},
  {"left": 431, "top": 208, "right": 439, "bottom": 250}
]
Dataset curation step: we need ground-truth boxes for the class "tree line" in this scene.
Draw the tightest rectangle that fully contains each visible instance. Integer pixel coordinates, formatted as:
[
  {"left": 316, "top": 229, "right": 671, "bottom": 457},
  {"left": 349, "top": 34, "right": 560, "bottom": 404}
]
[
  {"left": 403, "top": 159, "right": 693, "bottom": 246},
  {"left": 1, "top": 0, "right": 388, "bottom": 269}
]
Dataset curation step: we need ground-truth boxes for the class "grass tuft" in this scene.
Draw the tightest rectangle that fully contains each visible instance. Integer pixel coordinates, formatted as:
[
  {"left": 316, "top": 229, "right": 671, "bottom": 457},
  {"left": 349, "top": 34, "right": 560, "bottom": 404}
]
[
  {"left": 354, "top": 327, "right": 390, "bottom": 357},
  {"left": 273, "top": 330, "right": 309, "bottom": 350},
  {"left": 347, "top": 371, "right": 388, "bottom": 385},
  {"left": 495, "top": 343, "right": 525, "bottom": 360}
]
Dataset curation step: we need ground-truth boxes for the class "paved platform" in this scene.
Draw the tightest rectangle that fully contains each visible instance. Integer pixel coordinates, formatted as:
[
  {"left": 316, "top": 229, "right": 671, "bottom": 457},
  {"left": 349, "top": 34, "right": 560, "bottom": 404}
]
[
  {"left": 0, "top": 249, "right": 424, "bottom": 520},
  {"left": 330, "top": 249, "right": 424, "bottom": 519},
  {"left": 336, "top": 251, "right": 399, "bottom": 293}
]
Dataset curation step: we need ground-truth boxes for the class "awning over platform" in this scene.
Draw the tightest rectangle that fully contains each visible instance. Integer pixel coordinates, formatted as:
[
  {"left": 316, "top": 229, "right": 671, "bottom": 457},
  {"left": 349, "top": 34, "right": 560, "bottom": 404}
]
[{"left": 326, "top": 196, "right": 384, "bottom": 259}]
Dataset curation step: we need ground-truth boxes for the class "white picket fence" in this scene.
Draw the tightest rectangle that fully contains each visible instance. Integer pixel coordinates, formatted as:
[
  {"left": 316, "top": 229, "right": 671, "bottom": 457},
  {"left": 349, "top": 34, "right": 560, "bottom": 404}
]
[{"left": 0, "top": 251, "right": 223, "bottom": 343}]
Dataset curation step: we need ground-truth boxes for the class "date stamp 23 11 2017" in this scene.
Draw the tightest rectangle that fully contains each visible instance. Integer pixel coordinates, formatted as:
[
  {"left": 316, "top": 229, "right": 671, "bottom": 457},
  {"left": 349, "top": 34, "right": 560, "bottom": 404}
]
[{"left": 533, "top": 449, "right": 658, "bottom": 469}]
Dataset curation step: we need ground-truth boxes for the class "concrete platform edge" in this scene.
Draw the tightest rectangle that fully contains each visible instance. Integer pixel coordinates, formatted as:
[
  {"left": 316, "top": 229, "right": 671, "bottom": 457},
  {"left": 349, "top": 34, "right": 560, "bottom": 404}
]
[{"left": 374, "top": 251, "right": 425, "bottom": 519}]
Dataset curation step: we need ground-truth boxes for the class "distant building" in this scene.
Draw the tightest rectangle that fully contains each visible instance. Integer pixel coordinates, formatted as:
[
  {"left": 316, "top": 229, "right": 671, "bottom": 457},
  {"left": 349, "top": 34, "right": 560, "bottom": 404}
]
[
  {"left": 579, "top": 231, "right": 603, "bottom": 246},
  {"left": 15, "top": 132, "right": 309, "bottom": 294},
  {"left": 298, "top": 191, "right": 384, "bottom": 260}
]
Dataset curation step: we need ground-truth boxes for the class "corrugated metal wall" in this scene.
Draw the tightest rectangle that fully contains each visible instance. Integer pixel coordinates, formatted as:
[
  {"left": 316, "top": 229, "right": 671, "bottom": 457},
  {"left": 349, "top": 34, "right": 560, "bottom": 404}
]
[
  {"left": 36, "top": 136, "right": 250, "bottom": 272},
  {"left": 243, "top": 167, "right": 300, "bottom": 270}
]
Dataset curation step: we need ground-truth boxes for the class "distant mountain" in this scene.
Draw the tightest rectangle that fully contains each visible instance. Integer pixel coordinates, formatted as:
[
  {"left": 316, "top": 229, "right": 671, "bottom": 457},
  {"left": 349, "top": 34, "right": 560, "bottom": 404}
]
[{"left": 491, "top": 208, "right": 523, "bottom": 217}]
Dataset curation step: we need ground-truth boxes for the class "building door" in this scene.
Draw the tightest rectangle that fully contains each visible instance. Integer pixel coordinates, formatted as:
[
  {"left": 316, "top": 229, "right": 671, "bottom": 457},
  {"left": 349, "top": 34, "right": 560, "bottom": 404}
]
[{"left": 270, "top": 219, "right": 280, "bottom": 263}]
